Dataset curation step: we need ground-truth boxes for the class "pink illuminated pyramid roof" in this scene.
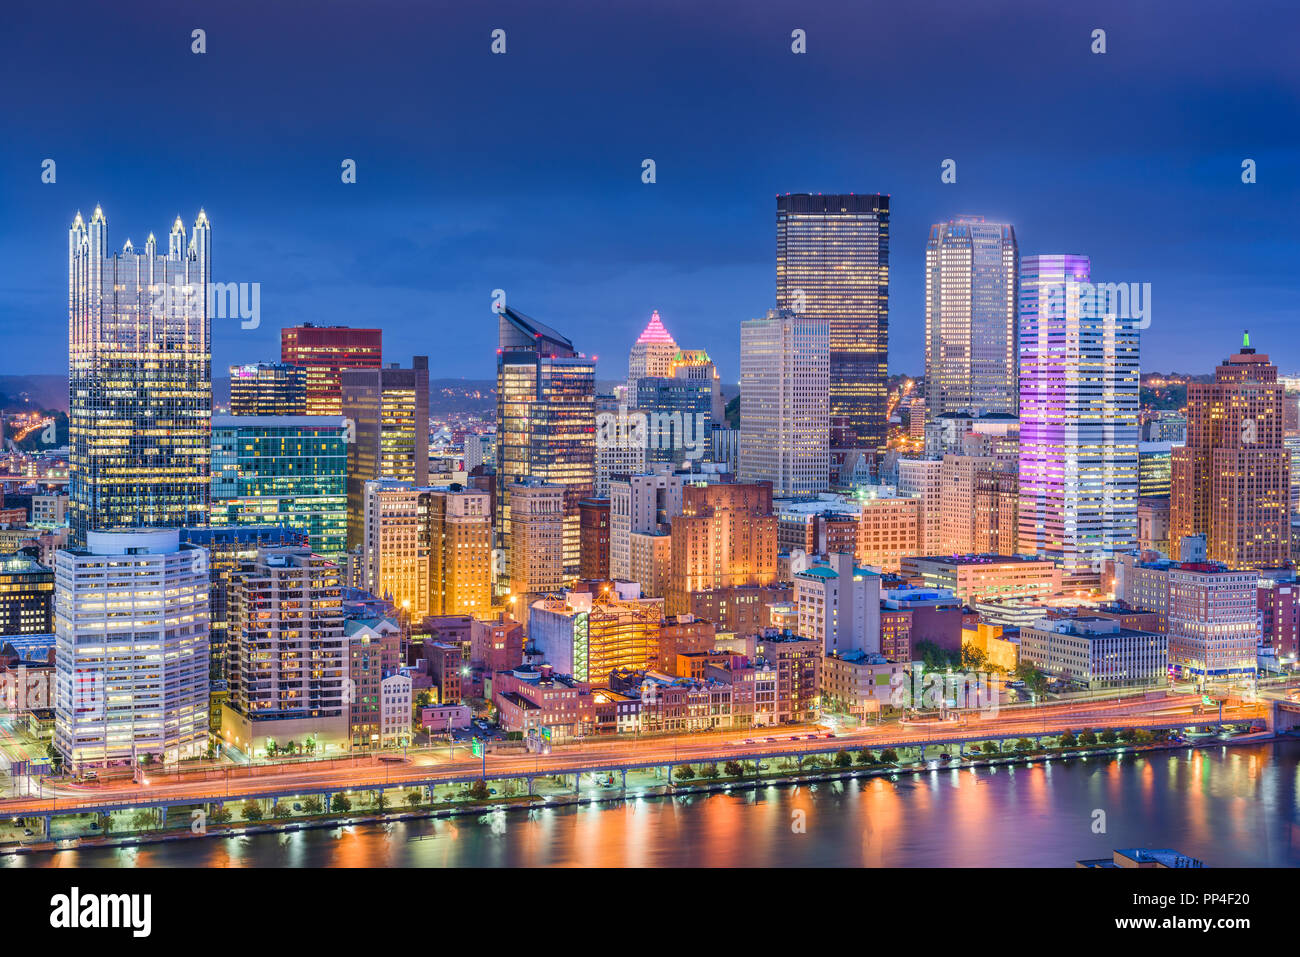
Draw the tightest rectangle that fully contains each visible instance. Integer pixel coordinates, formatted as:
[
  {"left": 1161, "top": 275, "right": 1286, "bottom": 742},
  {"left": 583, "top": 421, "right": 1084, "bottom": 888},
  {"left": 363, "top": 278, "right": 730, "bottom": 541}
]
[{"left": 635, "top": 310, "right": 676, "bottom": 345}]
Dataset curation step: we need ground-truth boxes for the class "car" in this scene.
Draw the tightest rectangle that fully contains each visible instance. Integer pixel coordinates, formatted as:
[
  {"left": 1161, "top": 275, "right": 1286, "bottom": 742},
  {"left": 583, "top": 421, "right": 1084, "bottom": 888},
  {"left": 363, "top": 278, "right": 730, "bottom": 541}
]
[
  {"left": 765, "top": 737, "right": 777, "bottom": 743},
  {"left": 823, "top": 733, "right": 835, "bottom": 739},
  {"left": 88, "top": 821, "right": 100, "bottom": 830},
  {"left": 23, "top": 828, "right": 33, "bottom": 836},
  {"left": 743, "top": 738, "right": 755, "bottom": 744},
  {"left": 938, "top": 753, "right": 952, "bottom": 761},
  {"left": 293, "top": 803, "right": 302, "bottom": 811},
  {"left": 83, "top": 771, "right": 97, "bottom": 780}
]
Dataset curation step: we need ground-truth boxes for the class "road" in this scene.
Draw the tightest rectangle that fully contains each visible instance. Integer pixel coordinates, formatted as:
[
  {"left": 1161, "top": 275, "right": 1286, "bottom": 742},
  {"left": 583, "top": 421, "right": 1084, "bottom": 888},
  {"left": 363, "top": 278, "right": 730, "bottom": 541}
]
[{"left": 0, "top": 693, "right": 1266, "bottom": 817}]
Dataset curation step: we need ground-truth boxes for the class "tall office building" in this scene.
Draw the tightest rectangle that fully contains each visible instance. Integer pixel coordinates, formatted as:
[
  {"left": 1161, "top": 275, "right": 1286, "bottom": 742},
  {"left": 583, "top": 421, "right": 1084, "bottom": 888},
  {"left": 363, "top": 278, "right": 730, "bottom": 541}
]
[
  {"left": 1171, "top": 335, "right": 1291, "bottom": 568},
  {"left": 210, "top": 415, "right": 349, "bottom": 556},
  {"left": 924, "top": 217, "right": 1019, "bottom": 417},
  {"left": 776, "top": 193, "right": 890, "bottom": 451},
  {"left": 1018, "top": 255, "right": 1139, "bottom": 578},
  {"left": 495, "top": 307, "right": 595, "bottom": 581},
  {"left": 610, "top": 465, "right": 686, "bottom": 595},
  {"left": 342, "top": 357, "right": 430, "bottom": 549},
  {"left": 281, "top": 324, "right": 383, "bottom": 415},
  {"left": 361, "top": 478, "right": 492, "bottom": 619},
  {"left": 53, "top": 530, "right": 209, "bottom": 771},
  {"left": 739, "top": 309, "right": 830, "bottom": 496},
  {"left": 507, "top": 479, "right": 567, "bottom": 600},
  {"left": 0, "top": 556, "right": 54, "bottom": 635},
  {"left": 68, "top": 207, "right": 212, "bottom": 544},
  {"left": 1166, "top": 564, "right": 1259, "bottom": 679},
  {"left": 666, "top": 482, "right": 778, "bottom": 616},
  {"left": 634, "top": 375, "right": 714, "bottom": 466},
  {"left": 897, "top": 458, "right": 943, "bottom": 554},
  {"left": 229, "top": 362, "right": 307, "bottom": 415},
  {"left": 668, "top": 349, "right": 726, "bottom": 424},
  {"left": 626, "top": 310, "right": 678, "bottom": 398},
  {"left": 221, "top": 547, "right": 348, "bottom": 757}
]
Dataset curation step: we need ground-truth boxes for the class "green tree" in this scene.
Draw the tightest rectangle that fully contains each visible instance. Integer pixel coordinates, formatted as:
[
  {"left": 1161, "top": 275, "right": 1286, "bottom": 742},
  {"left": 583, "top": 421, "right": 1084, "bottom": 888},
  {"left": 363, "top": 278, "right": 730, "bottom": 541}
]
[
  {"left": 723, "top": 760, "right": 743, "bottom": 777},
  {"left": 1058, "top": 731, "right": 1077, "bottom": 748},
  {"left": 467, "top": 779, "right": 490, "bottom": 801},
  {"left": 913, "top": 640, "right": 960, "bottom": 671},
  {"left": 1100, "top": 729, "right": 1118, "bottom": 744},
  {"left": 373, "top": 791, "right": 389, "bottom": 810},
  {"left": 856, "top": 748, "right": 875, "bottom": 765},
  {"left": 1014, "top": 663, "right": 1050, "bottom": 697},
  {"left": 130, "top": 809, "right": 157, "bottom": 831},
  {"left": 834, "top": 750, "right": 852, "bottom": 768},
  {"left": 961, "top": 644, "right": 988, "bottom": 671},
  {"left": 271, "top": 803, "right": 291, "bottom": 819},
  {"left": 1015, "top": 737, "right": 1033, "bottom": 752},
  {"left": 674, "top": 765, "right": 695, "bottom": 781},
  {"left": 302, "top": 796, "right": 323, "bottom": 815},
  {"left": 96, "top": 812, "right": 114, "bottom": 834},
  {"left": 241, "top": 800, "right": 263, "bottom": 822},
  {"left": 330, "top": 794, "right": 352, "bottom": 813},
  {"left": 209, "top": 806, "right": 231, "bottom": 824},
  {"left": 879, "top": 748, "right": 899, "bottom": 763},
  {"left": 1079, "top": 730, "right": 1098, "bottom": 746},
  {"left": 405, "top": 790, "right": 423, "bottom": 808},
  {"left": 1118, "top": 728, "right": 1138, "bottom": 743},
  {"left": 982, "top": 741, "right": 998, "bottom": 754},
  {"left": 701, "top": 763, "right": 720, "bottom": 779}
]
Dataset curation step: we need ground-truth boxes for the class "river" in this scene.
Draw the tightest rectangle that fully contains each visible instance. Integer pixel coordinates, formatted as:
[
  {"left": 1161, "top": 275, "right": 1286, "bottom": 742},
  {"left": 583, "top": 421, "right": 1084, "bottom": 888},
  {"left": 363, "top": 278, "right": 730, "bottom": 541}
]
[{"left": 7, "top": 739, "right": 1299, "bottom": 867}]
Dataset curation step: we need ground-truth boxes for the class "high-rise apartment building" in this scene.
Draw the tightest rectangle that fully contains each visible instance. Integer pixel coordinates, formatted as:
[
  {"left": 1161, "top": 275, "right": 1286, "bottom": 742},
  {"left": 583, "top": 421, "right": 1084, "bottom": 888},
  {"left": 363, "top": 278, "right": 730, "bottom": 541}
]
[
  {"left": 496, "top": 308, "right": 595, "bottom": 581},
  {"left": 897, "top": 458, "right": 943, "bottom": 554},
  {"left": 221, "top": 548, "right": 349, "bottom": 757},
  {"left": 739, "top": 309, "right": 830, "bottom": 496},
  {"left": 579, "top": 498, "right": 611, "bottom": 580},
  {"left": 924, "top": 217, "right": 1019, "bottom": 417},
  {"left": 666, "top": 482, "right": 778, "bottom": 616},
  {"left": 1018, "top": 255, "right": 1139, "bottom": 578},
  {"left": 610, "top": 466, "right": 685, "bottom": 583},
  {"left": 229, "top": 362, "right": 307, "bottom": 415},
  {"left": 281, "top": 324, "right": 382, "bottom": 415},
  {"left": 68, "top": 207, "right": 212, "bottom": 544},
  {"left": 776, "top": 193, "right": 890, "bottom": 451},
  {"left": 1166, "top": 563, "right": 1259, "bottom": 678},
  {"left": 1171, "top": 335, "right": 1291, "bottom": 568},
  {"left": 342, "top": 357, "right": 430, "bottom": 549},
  {"left": 211, "top": 415, "right": 349, "bottom": 556},
  {"left": 53, "top": 530, "right": 209, "bottom": 771}
]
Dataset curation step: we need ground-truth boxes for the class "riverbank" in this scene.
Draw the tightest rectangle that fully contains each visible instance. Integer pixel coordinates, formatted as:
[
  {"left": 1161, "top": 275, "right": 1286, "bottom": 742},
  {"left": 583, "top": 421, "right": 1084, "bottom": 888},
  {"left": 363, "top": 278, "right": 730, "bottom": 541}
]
[{"left": 4, "top": 730, "right": 1283, "bottom": 859}]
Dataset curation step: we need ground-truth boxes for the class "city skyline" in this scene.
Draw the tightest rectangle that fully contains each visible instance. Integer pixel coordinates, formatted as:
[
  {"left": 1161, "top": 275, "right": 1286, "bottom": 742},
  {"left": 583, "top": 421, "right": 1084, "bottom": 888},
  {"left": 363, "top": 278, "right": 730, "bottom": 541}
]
[{"left": 3, "top": 1, "right": 1297, "bottom": 386}]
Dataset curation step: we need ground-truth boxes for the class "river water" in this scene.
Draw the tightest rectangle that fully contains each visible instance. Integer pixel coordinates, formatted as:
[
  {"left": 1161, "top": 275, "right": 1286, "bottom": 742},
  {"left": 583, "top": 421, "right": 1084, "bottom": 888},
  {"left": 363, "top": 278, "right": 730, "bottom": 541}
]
[{"left": 8, "top": 740, "right": 1299, "bottom": 867}]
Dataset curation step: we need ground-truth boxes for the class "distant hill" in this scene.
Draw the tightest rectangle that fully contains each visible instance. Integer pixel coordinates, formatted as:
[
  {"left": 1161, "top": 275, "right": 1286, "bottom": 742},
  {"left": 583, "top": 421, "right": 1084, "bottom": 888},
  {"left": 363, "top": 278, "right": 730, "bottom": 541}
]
[{"left": 0, "top": 376, "right": 67, "bottom": 412}]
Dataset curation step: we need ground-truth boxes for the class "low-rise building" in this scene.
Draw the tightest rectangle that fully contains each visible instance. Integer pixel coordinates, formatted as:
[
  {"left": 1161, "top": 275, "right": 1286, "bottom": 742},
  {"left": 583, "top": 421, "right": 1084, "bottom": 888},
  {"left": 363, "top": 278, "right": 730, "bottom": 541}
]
[{"left": 1018, "top": 616, "right": 1168, "bottom": 690}]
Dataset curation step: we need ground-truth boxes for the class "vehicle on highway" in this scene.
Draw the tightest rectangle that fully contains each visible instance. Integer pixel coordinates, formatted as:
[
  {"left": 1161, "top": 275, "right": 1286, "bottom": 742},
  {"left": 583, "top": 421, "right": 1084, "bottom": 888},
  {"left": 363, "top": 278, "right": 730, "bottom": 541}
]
[
  {"left": 743, "top": 738, "right": 755, "bottom": 744},
  {"left": 823, "top": 733, "right": 835, "bottom": 739},
  {"left": 764, "top": 737, "right": 777, "bottom": 743}
]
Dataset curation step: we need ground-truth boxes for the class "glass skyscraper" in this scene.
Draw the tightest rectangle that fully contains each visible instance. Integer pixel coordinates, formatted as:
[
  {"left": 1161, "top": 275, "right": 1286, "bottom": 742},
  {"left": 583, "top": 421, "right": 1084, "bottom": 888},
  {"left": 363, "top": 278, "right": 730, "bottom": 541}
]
[
  {"left": 210, "top": 415, "right": 349, "bottom": 556},
  {"left": 776, "top": 193, "right": 889, "bottom": 452},
  {"left": 1018, "top": 255, "right": 1139, "bottom": 579},
  {"left": 924, "top": 216, "right": 1019, "bottom": 417},
  {"left": 496, "top": 307, "right": 595, "bottom": 582},
  {"left": 68, "top": 207, "right": 212, "bottom": 544}
]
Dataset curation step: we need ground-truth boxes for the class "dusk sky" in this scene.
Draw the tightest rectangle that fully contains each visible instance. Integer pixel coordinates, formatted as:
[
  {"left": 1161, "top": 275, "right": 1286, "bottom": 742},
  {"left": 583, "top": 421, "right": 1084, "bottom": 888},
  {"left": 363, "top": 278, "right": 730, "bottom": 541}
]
[{"left": 2, "top": 0, "right": 1297, "bottom": 385}]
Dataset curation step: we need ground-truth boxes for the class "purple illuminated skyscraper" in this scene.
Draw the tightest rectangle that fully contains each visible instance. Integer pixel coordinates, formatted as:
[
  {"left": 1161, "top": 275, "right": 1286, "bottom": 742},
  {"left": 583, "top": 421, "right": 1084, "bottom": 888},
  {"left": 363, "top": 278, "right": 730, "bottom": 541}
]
[{"left": 1017, "top": 255, "right": 1139, "bottom": 582}]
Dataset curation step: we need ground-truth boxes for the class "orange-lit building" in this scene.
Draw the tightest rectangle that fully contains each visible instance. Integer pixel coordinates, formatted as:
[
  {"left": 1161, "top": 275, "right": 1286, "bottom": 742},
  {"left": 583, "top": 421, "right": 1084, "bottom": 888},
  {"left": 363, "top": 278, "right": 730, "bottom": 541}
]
[
  {"left": 666, "top": 482, "right": 778, "bottom": 615},
  {"left": 281, "top": 324, "right": 383, "bottom": 415}
]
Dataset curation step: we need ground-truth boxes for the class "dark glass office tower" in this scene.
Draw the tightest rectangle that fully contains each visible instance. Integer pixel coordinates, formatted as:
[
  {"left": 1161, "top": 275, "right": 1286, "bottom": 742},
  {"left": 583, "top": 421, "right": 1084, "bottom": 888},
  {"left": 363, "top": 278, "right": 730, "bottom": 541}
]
[{"left": 776, "top": 193, "right": 890, "bottom": 452}]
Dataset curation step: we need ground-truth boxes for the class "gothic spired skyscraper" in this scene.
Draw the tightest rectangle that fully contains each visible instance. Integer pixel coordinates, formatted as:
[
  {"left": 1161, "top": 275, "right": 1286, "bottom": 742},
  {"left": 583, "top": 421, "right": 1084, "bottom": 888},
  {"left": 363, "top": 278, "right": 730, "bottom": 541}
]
[
  {"left": 68, "top": 207, "right": 212, "bottom": 544},
  {"left": 776, "top": 193, "right": 890, "bottom": 452},
  {"left": 924, "top": 216, "right": 1019, "bottom": 417}
]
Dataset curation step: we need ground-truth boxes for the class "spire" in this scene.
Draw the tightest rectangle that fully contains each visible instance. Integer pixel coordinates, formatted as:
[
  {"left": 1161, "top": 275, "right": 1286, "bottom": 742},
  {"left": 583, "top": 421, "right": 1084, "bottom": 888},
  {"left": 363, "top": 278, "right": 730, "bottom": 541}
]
[
  {"left": 1243, "top": 329, "right": 1251, "bottom": 349},
  {"left": 91, "top": 204, "right": 105, "bottom": 223},
  {"left": 635, "top": 309, "right": 676, "bottom": 345}
]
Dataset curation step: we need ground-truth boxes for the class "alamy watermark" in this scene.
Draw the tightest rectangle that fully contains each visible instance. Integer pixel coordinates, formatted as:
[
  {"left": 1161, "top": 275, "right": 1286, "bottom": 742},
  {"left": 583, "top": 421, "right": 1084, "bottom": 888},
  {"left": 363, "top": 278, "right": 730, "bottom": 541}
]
[
  {"left": 890, "top": 669, "right": 999, "bottom": 716},
  {"left": 151, "top": 279, "right": 260, "bottom": 329},
  {"left": 1040, "top": 280, "right": 1151, "bottom": 329},
  {"left": 597, "top": 404, "right": 708, "bottom": 461}
]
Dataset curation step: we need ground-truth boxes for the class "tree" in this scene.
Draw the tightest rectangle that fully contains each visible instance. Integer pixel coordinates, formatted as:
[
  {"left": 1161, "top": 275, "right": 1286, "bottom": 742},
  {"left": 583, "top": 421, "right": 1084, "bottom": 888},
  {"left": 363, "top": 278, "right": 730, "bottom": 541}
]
[
  {"left": 879, "top": 748, "right": 898, "bottom": 763},
  {"left": 982, "top": 741, "right": 998, "bottom": 754},
  {"left": 209, "top": 806, "right": 231, "bottom": 824},
  {"left": 1015, "top": 738, "right": 1033, "bottom": 752},
  {"left": 701, "top": 763, "right": 719, "bottom": 779},
  {"left": 1100, "top": 729, "right": 1118, "bottom": 744},
  {"left": 138, "top": 753, "right": 154, "bottom": 768},
  {"left": 285, "top": 740, "right": 297, "bottom": 756},
  {"left": 241, "top": 800, "right": 264, "bottom": 822},
  {"left": 271, "top": 804, "right": 291, "bottom": 819},
  {"left": 96, "top": 812, "right": 114, "bottom": 834},
  {"left": 723, "top": 760, "right": 743, "bottom": 777},
  {"left": 1079, "top": 730, "right": 1098, "bottom": 746},
  {"left": 467, "top": 779, "right": 490, "bottom": 801},
  {"left": 405, "top": 790, "right": 423, "bottom": 808},
  {"left": 834, "top": 750, "right": 852, "bottom": 769},
  {"left": 961, "top": 644, "right": 988, "bottom": 671},
  {"left": 373, "top": 791, "right": 389, "bottom": 810},
  {"left": 674, "top": 765, "right": 695, "bottom": 781},
  {"left": 856, "top": 748, "right": 875, "bottom": 765},
  {"left": 1058, "top": 731, "right": 1077, "bottom": 748},
  {"left": 1118, "top": 728, "right": 1138, "bottom": 743},
  {"left": 1014, "top": 664, "right": 1050, "bottom": 697},
  {"left": 130, "top": 809, "right": 157, "bottom": 831},
  {"left": 913, "top": 640, "right": 960, "bottom": 671},
  {"left": 302, "top": 796, "right": 323, "bottom": 815},
  {"left": 331, "top": 794, "right": 352, "bottom": 813}
]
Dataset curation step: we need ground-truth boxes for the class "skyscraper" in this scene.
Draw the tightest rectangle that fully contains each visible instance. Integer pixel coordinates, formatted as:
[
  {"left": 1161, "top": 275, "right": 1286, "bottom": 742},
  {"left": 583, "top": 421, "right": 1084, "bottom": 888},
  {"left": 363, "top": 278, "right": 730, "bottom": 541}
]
[
  {"left": 281, "top": 325, "right": 383, "bottom": 415},
  {"left": 68, "top": 207, "right": 212, "bottom": 544},
  {"left": 495, "top": 307, "right": 595, "bottom": 581},
  {"left": 341, "top": 357, "right": 430, "bottom": 549},
  {"left": 54, "top": 530, "right": 210, "bottom": 771},
  {"left": 924, "top": 217, "right": 1019, "bottom": 417},
  {"left": 739, "top": 309, "right": 830, "bottom": 496},
  {"left": 229, "top": 362, "right": 307, "bottom": 415},
  {"left": 1171, "top": 334, "right": 1291, "bottom": 567},
  {"left": 1018, "top": 255, "right": 1139, "bottom": 578},
  {"left": 626, "top": 310, "right": 678, "bottom": 398},
  {"left": 776, "top": 193, "right": 890, "bottom": 451}
]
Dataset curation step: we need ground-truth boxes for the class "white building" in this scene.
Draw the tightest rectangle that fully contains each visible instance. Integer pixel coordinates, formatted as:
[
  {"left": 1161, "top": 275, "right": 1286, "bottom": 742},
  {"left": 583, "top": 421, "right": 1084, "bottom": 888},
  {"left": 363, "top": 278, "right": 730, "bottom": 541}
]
[
  {"left": 739, "top": 309, "right": 830, "bottom": 496},
  {"left": 53, "top": 529, "right": 209, "bottom": 771},
  {"left": 381, "top": 672, "right": 413, "bottom": 747},
  {"left": 1019, "top": 616, "right": 1168, "bottom": 690},
  {"left": 609, "top": 466, "right": 685, "bottom": 583},
  {"left": 626, "top": 310, "right": 679, "bottom": 398},
  {"left": 795, "top": 552, "right": 882, "bottom": 657}
]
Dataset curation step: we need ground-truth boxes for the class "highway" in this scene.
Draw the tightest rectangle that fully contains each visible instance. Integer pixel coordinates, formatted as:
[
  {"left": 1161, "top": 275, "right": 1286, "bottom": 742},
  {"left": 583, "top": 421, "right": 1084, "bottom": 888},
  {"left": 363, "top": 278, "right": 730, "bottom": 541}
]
[{"left": 0, "top": 692, "right": 1266, "bottom": 817}]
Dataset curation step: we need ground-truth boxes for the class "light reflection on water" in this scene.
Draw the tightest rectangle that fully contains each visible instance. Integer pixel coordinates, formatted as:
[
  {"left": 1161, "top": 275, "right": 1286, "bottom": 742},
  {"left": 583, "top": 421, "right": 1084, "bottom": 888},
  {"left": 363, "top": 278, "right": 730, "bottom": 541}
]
[{"left": 7, "top": 741, "right": 1300, "bottom": 868}]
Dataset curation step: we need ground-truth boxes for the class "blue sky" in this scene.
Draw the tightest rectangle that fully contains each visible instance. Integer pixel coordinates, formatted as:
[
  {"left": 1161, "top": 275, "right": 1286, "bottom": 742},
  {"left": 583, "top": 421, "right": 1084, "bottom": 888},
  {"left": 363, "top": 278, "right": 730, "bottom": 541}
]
[{"left": 2, "top": 0, "right": 1297, "bottom": 383}]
